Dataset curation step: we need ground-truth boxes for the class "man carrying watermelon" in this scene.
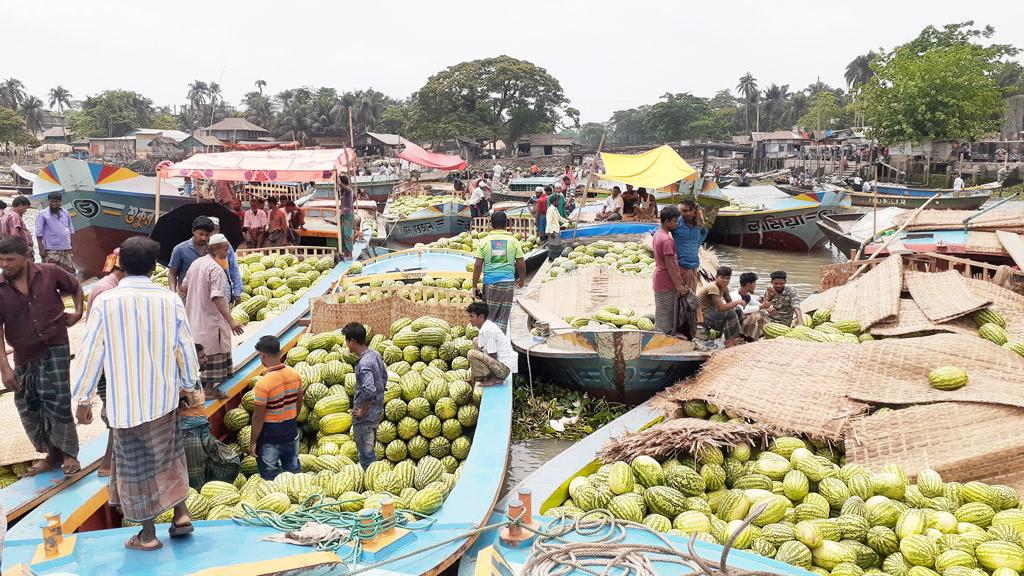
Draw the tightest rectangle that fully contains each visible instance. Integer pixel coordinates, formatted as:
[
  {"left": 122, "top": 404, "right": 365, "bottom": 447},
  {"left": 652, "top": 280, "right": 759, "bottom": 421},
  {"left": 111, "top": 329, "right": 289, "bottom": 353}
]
[
  {"left": 343, "top": 323, "right": 387, "bottom": 468},
  {"left": 249, "top": 335, "right": 304, "bottom": 480}
]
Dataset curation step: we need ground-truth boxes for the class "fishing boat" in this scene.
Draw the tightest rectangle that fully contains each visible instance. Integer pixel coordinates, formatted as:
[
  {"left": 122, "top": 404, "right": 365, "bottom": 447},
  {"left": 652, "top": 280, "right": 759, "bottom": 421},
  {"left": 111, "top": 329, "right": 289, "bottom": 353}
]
[
  {"left": 509, "top": 222, "right": 712, "bottom": 404},
  {"left": 817, "top": 209, "right": 904, "bottom": 258},
  {"left": 494, "top": 176, "right": 560, "bottom": 204},
  {"left": 457, "top": 401, "right": 803, "bottom": 576},
  {"left": 847, "top": 189, "right": 992, "bottom": 210},
  {"left": 874, "top": 181, "right": 1001, "bottom": 197},
  {"left": 3, "top": 249, "right": 515, "bottom": 576},
  {"left": 382, "top": 188, "right": 472, "bottom": 245},
  {"left": 709, "top": 189, "right": 849, "bottom": 252},
  {"left": 29, "top": 157, "right": 193, "bottom": 277}
]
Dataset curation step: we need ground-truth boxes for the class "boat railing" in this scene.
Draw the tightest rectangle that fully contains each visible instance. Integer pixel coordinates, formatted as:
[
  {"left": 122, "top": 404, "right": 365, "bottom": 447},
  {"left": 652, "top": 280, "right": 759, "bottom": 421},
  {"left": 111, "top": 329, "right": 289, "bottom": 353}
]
[
  {"left": 471, "top": 215, "right": 536, "bottom": 237},
  {"left": 236, "top": 245, "right": 337, "bottom": 258},
  {"left": 820, "top": 253, "right": 1022, "bottom": 292},
  {"left": 240, "top": 181, "right": 305, "bottom": 203}
]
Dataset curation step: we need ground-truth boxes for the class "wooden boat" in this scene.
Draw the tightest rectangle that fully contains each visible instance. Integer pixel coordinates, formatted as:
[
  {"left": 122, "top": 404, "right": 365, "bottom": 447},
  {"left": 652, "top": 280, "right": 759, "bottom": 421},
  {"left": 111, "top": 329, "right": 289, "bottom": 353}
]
[
  {"left": 847, "top": 189, "right": 992, "bottom": 210},
  {"left": 296, "top": 199, "right": 380, "bottom": 249},
  {"left": 509, "top": 222, "right": 711, "bottom": 404},
  {"left": 818, "top": 211, "right": 880, "bottom": 258},
  {"left": 709, "top": 190, "right": 849, "bottom": 252},
  {"left": 0, "top": 246, "right": 349, "bottom": 527},
  {"left": 574, "top": 177, "right": 731, "bottom": 230},
  {"left": 457, "top": 402, "right": 803, "bottom": 576},
  {"left": 383, "top": 199, "right": 473, "bottom": 245},
  {"left": 860, "top": 228, "right": 1017, "bottom": 265},
  {"left": 354, "top": 174, "right": 399, "bottom": 206},
  {"left": 2, "top": 249, "right": 515, "bottom": 576},
  {"left": 874, "top": 181, "right": 1001, "bottom": 198},
  {"left": 29, "top": 157, "right": 194, "bottom": 277}
]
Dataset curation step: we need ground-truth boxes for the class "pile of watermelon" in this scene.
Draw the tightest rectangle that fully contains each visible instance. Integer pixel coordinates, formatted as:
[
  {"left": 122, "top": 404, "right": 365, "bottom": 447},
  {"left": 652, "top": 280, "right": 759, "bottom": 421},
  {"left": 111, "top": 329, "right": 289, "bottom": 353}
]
[
  {"left": 334, "top": 276, "right": 477, "bottom": 306},
  {"left": 564, "top": 305, "right": 655, "bottom": 331},
  {"left": 385, "top": 195, "right": 464, "bottom": 219},
  {"left": 547, "top": 240, "right": 655, "bottom": 280},
  {"left": 421, "top": 230, "right": 540, "bottom": 256},
  {"left": 140, "top": 315, "right": 483, "bottom": 525},
  {"left": 229, "top": 253, "right": 336, "bottom": 325},
  {"left": 552, "top": 399, "right": 1024, "bottom": 576},
  {"left": 762, "top": 308, "right": 872, "bottom": 344}
]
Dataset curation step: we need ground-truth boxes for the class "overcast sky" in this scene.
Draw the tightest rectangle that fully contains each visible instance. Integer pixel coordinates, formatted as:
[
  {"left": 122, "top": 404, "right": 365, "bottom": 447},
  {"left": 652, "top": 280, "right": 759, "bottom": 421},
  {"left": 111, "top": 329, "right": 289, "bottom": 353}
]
[{"left": 5, "top": 1, "right": 1023, "bottom": 124}]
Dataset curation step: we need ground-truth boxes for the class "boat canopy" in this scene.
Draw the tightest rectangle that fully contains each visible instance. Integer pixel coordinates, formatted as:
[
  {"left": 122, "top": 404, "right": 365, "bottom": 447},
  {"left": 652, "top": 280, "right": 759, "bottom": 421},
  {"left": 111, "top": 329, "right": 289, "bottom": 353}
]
[
  {"left": 599, "top": 145, "right": 698, "bottom": 190},
  {"left": 159, "top": 148, "right": 356, "bottom": 182},
  {"left": 398, "top": 140, "right": 467, "bottom": 171},
  {"left": 33, "top": 157, "right": 179, "bottom": 197}
]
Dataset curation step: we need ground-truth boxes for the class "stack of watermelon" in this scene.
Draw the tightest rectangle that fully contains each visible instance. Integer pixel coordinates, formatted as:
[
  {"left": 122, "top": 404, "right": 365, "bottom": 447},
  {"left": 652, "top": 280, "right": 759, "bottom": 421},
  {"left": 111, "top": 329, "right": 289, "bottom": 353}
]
[
  {"left": 137, "top": 316, "right": 483, "bottom": 526},
  {"left": 420, "top": 230, "right": 540, "bottom": 257},
  {"left": 385, "top": 195, "right": 464, "bottom": 219},
  {"left": 335, "top": 276, "right": 477, "bottom": 306},
  {"left": 552, "top": 399, "right": 1024, "bottom": 576},
  {"left": 762, "top": 308, "right": 873, "bottom": 344},
  {"left": 564, "top": 305, "right": 656, "bottom": 331},
  {"left": 229, "top": 253, "right": 336, "bottom": 325},
  {"left": 546, "top": 240, "right": 656, "bottom": 280}
]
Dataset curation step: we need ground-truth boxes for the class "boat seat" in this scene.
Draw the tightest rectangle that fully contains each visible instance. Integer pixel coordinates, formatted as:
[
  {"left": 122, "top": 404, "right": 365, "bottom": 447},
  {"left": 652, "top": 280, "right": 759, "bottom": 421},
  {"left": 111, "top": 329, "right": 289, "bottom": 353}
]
[{"left": 515, "top": 297, "right": 573, "bottom": 330}]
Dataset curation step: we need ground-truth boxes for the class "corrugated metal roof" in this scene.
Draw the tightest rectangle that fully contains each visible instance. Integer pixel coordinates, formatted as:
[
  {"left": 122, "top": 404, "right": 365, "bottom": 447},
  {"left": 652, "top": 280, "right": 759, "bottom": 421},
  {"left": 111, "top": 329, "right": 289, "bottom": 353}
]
[
  {"left": 202, "top": 118, "right": 269, "bottom": 132},
  {"left": 751, "top": 131, "right": 805, "bottom": 142},
  {"left": 518, "top": 134, "right": 573, "bottom": 146}
]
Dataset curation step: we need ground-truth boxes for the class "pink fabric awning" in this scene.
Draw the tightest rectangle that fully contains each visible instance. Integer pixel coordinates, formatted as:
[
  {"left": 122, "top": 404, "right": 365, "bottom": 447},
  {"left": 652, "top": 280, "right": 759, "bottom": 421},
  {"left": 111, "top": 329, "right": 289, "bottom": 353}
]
[
  {"left": 398, "top": 141, "right": 467, "bottom": 171},
  {"left": 159, "top": 148, "right": 356, "bottom": 182}
]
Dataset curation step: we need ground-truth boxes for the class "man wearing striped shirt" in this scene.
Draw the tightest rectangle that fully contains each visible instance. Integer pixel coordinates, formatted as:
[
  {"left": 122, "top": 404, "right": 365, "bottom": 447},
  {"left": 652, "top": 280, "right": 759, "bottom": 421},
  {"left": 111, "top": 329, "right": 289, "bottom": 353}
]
[
  {"left": 249, "top": 335, "right": 304, "bottom": 480},
  {"left": 72, "top": 236, "right": 202, "bottom": 552}
]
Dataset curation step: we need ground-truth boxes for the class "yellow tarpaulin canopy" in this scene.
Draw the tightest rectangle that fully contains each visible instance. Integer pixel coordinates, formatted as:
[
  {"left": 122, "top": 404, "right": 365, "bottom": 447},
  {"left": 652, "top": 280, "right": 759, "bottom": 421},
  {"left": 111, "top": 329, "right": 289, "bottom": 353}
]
[{"left": 599, "top": 145, "right": 698, "bottom": 190}]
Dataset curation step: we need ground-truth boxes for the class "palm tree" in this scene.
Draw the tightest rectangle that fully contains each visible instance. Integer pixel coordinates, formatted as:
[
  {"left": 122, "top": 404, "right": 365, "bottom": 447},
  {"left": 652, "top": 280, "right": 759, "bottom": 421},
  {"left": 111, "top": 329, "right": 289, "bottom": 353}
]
[
  {"left": 1, "top": 78, "right": 27, "bottom": 110},
  {"left": 186, "top": 80, "right": 208, "bottom": 129},
  {"left": 48, "top": 86, "right": 72, "bottom": 139},
  {"left": 19, "top": 96, "right": 46, "bottom": 134},
  {"left": 207, "top": 82, "right": 222, "bottom": 126},
  {"left": 736, "top": 73, "right": 758, "bottom": 131},
  {"left": 762, "top": 84, "right": 791, "bottom": 130},
  {"left": 845, "top": 51, "right": 877, "bottom": 89},
  {"left": 254, "top": 79, "right": 267, "bottom": 95}
]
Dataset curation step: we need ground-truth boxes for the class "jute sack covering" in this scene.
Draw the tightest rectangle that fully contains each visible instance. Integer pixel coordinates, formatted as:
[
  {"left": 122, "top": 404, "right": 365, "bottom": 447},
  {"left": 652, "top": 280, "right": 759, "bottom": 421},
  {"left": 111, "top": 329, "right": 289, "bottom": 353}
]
[
  {"left": 830, "top": 254, "right": 903, "bottom": 329},
  {"left": 905, "top": 270, "right": 991, "bottom": 323},
  {"left": 652, "top": 339, "right": 867, "bottom": 441},
  {"left": 846, "top": 333, "right": 1024, "bottom": 410},
  {"left": 599, "top": 418, "right": 770, "bottom": 463},
  {"left": 845, "top": 402, "right": 1024, "bottom": 492}
]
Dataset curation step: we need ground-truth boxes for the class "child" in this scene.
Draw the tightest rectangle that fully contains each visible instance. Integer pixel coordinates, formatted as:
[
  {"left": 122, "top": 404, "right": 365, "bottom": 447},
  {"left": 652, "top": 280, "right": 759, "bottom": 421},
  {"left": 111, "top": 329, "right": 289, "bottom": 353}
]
[
  {"left": 179, "top": 344, "right": 240, "bottom": 489},
  {"left": 250, "top": 336, "right": 304, "bottom": 480},
  {"left": 465, "top": 301, "right": 516, "bottom": 387},
  {"left": 343, "top": 323, "right": 386, "bottom": 468}
]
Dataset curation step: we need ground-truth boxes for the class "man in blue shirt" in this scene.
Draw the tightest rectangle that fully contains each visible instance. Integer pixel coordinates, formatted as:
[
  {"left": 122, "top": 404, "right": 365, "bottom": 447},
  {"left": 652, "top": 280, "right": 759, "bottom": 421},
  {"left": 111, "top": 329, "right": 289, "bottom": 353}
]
[
  {"left": 670, "top": 199, "right": 707, "bottom": 337},
  {"left": 167, "top": 216, "right": 214, "bottom": 297}
]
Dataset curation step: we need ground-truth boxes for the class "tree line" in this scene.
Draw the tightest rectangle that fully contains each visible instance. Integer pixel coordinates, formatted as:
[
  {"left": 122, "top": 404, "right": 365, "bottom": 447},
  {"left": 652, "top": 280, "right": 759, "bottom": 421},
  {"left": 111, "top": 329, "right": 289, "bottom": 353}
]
[{"left": 1, "top": 21, "right": 1021, "bottom": 150}]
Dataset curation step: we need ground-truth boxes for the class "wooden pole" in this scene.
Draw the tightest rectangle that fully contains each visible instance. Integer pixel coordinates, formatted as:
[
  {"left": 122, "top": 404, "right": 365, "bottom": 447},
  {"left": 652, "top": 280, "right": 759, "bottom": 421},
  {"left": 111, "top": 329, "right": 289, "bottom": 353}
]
[
  {"left": 154, "top": 175, "right": 162, "bottom": 224},
  {"left": 849, "top": 193, "right": 941, "bottom": 281},
  {"left": 334, "top": 177, "right": 343, "bottom": 251},
  {"left": 571, "top": 133, "right": 605, "bottom": 243}
]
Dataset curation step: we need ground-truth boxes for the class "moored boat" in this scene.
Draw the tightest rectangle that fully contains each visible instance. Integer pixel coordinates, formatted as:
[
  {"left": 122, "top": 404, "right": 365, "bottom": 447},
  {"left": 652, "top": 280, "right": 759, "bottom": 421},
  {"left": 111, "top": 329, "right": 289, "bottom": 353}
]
[
  {"left": 817, "top": 210, "right": 902, "bottom": 258},
  {"left": 847, "top": 189, "right": 992, "bottom": 210},
  {"left": 382, "top": 184, "right": 472, "bottom": 245},
  {"left": 874, "top": 180, "right": 1001, "bottom": 197},
  {"left": 709, "top": 189, "right": 848, "bottom": 252}
]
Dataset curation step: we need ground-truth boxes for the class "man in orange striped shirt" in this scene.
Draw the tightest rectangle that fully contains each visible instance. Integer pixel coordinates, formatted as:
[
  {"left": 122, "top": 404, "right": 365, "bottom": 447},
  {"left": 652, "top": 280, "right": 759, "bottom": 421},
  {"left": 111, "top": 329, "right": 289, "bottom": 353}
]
[{"left": 249, "top": 335, "right": 304, "bottom": 480}]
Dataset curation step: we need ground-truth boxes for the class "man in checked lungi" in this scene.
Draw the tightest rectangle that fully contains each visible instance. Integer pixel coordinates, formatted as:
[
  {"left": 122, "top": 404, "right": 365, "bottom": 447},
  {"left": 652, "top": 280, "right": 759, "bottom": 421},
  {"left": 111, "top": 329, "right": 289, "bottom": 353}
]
[
  {"left": 471, "top": 211, "right": 525, "bottom": 333},
  {"left": 0, "top": 236, "right": 84, "bottom": 476},
  {"left": 182, "top": 234, "right": 245, "bottom": 400},
  {"left": 72, "top": 236, "right": 203, "bottom": 551},
  {"left": 179, "top": 343, "right": 240, "bottom": 489},
  {"left": 35, "top": 191, "right": 77, "bottom": 276}
]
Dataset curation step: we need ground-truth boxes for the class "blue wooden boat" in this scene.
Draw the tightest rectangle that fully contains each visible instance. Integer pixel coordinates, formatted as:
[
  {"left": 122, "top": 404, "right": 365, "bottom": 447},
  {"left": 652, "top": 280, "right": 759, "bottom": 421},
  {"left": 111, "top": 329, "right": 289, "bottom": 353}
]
[
  {"left": 29, "top": 157, "right": 195, "bottom": 277},
  {"left": 509, "top": 222, "right": 709, "bottom": 404},
  {"left": 874, "top": 181, "right": 1001, "bottom": 198},
  {"left": 709, "top": 190, "right": 850, "bottom": 252},
  {"left": 383, "top": 198, "right": 473, "bottom": 245},
  {"left": 458, "top": 402, "right": 807, "bottom": 576},
  {"left": 296, "top": 176, "right": 399, "bottom": 209},
  {"left": 777, "top": 184, "right": 992, "bottom": 210}
]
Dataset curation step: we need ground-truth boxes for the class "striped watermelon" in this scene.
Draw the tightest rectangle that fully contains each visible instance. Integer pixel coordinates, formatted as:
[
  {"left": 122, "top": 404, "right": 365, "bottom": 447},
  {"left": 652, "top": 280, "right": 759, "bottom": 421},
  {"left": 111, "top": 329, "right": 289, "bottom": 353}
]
[
  {"left": 407, "top": 435, "right": 429, "bottom": 460},
  {"left": 631, "top": 456, "right": 664, "bottom": 488},
  {"left": 979, "top": 323, "right": 1010, "bottom": 345},
  {"left": 414, "top": 456, "right": 445, "bottom": 489},
  {"left": 409, "top": 485, "right": 444, "bottom": 514},
  {"left": 608, "top": 493, "right": 646, "bottom": 522},
  {"left": 644, "top": 486, "right": 687, "bottom": 518},
  {"left": 972, "top": 308, "right": 1007, "bottom": 329},
  {"left": 255, "top": 492, "right": 290, "bottom": 513}
]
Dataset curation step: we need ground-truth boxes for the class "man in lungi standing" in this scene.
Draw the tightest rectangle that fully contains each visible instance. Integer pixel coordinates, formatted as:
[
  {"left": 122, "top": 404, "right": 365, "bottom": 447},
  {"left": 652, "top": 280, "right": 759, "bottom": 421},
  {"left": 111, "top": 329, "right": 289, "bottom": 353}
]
[
  {"left": 0, "top": 236, "right": 83, "bottom": 476},
  {"left": 182, "top": 234, "right": 245, "bottom": 400},
  {"left": 670, "top": 199, "right": 707, "bottom": 338},
  {"left": 35, "top": 192, "right": 77, "bottom": 275},
  {"left": 73, "top": 236, "right": 202, "bottom": 551},
  {"left": 87, "top": 249, "right": 127, "bottom": 477},
  {"left": 339, "top": 175, "right": 355, "bottom": 260},
  {"left": 471, "top": 211, "right": 525, "bottom": 333},
  {"left": 652, "top": 206, "right": 691, "bottom": 335}
]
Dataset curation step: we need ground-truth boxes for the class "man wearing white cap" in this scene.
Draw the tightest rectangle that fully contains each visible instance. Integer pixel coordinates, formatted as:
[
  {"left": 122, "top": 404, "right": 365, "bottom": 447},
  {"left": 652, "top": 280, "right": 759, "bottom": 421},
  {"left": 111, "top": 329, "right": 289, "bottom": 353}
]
[
  {"left": 181, "top": 233, "right": 244, "bottom": 400},
  {"left": 208, "top": 217, "right": 242, "bottom": 304}
]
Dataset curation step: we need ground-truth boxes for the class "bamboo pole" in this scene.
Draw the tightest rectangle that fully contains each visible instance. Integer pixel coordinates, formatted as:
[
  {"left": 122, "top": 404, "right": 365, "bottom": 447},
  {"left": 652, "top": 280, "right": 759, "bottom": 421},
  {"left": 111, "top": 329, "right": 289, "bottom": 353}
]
[
  {"left": 571, "top": 133, "right": 606, "bottom": 243},
  {"left": 154, "top": 176, "right": 162, "bottom": 224},
  {"left": 849, "top": 193, "right": 941, "bottom": 281}
]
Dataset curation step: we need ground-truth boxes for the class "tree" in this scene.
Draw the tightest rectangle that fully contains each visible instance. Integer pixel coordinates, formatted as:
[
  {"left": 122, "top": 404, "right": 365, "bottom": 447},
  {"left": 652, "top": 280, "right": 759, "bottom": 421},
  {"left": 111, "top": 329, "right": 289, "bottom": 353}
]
[
  {"left": 186, "top": 80, "right": 208, "bottom": 129},
  {"left": 151, "top": 114, "right": 181, "bottom": 130},
  {"left": 797, "top": 93, "right": 843, "bottom": 131},
  {"left": 378, "top": 103, "right": 410, "bottom": 135},
  {"left": 48, "top": 86, "right": 72, "bottom": 114},
  {"left": 859, "top": 44, "right": 1005, "bottom": 143},
  {"left": 736, "top": 73, "right": 758, "bottom": 130},
  {"left": 642, "top": 92, "right": 711, "bottom": 142},
  {"left": 0, "top": 106, "right": 38, "bottom": 147},
  {"left": 65, "top": 110, "right": 101, "bottom": 138},
  {"left": 242, "top": 91, "right": 276, "bottom": 130},
  {"left": 79, "top": 90, "right": 154, "bottom": 137},
  {"left": 0, "top": 78, "right": 27, "bottom": 110},
  {"left": 19, "top": 96, "right": 45, "bottom": 134},
  {"left": 575, "top": 122, "right": 605, "bottom": 148},
  {"left": 845, "top": 52, "right": 878, "bottom": 89},
  {"left": 761, "top": 84, "right": 791, "bottom": 130},
  {"left": 254, "top": 79, "right": 267, "bottom": 95},
  {"left": 407, "top": 56, "right": 569, "bottom": 146},
  {"left": 206, "top": 82, "right": 222, "bottom": 126}
]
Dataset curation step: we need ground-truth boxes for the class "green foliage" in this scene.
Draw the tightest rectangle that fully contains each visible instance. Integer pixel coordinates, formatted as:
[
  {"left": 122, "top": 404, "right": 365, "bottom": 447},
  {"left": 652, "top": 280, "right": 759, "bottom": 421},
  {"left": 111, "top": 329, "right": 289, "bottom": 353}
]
[
  {"left": 859, "top": 44, "right": 1006, "bottom": 143},
  {"left": 406, "top": 55, "right": 569, "bottom": 145},
  {"left": 65, "top": 110, "right": 102, "bottom": 139},
  {"left": 150, "top": 113, "right": 181, "bottom": 130},
  {"left": 511, "top": 379, "right": 629, "bottom": 441},
  {"left": 642, "top": 92, "right": 712, "bottom": 141},
  {"left": 78, "top": 90, "right": 154, "bottom": 137},
  {"left": 0, "top": 107, "right": 38, "bottom": 145},
  {"left": 798, "top": 93, "right": 843, "bottom": 131}
]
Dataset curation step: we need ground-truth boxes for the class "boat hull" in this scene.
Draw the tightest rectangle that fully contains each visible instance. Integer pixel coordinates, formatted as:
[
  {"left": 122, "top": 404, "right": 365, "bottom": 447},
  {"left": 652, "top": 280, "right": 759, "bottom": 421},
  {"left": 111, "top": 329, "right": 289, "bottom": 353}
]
[
  {"left": 875, "top": 182, "right": 1000, "bottom": 197},
  {"left": 353, "top": 176, "right": 397, "bottom": 207},
  {"left": 385, "top": 202, "right": 472, "bottom": 244},
  {"left": 817, "top": 213, "right": 866, "bottom": 258},
  {"left": 848, "top": 191, "right": 990, "bottom": 210},
  {"left": 710, "top": 206, "right": 834, "bottom": 251}
]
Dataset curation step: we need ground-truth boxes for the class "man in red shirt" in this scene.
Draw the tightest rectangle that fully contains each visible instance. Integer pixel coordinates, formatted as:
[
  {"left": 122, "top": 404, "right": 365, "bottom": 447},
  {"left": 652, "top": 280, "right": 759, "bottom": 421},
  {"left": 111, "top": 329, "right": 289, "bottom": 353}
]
[
  {"left": 652, "top": 206, "right": 690, "bottom": 336},
  {"left": 534, "top": 186, "right": 549, "bottom": 239}
]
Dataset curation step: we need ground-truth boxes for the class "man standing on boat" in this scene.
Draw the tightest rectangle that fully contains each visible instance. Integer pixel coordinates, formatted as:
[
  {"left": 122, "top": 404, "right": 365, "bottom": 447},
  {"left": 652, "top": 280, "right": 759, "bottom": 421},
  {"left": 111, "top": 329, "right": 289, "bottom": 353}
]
[
  {"left": 243, "top": 198, "right": 268, "bottom": 248},
  {"left": 167, "top": 216, "right": 214, "bottom": 297},
  {"left": 72, "top": 236, "right": 200, "bottom": 552},
  {"left": 670, "top": 199, "right": 706, "bottom": 337},
  {"left": 338, "top": 175, "right": 356, "bottom": 260},
  {"left": 472, "top": 211, "right": 525, "bottom": 333},
  {"left": 208, "top": 217, "right": 242, "bottom": 305},
  {"left": 652, "top": 206, "right": 692, "bottom": 336},
  {"left": 284, "top": 201, "right": 305, "bottom": 245},
  {"left": 953, "top": 173, "right": 965, "bottom": 192},
  {"left": 764, "top": 270, "right": 803, "bottom": 327},
  {"left": 0, "top": 236, "right": 83, "bottom": 476},
  {"left": 182, "top": 234, "right": 245, "bottom": 400},
  {"left": 35, "top": 192, "right": 76, "bottom": 275},
  {"left": 266, "top": 197, "right": 288, "bottom": 248},
  {"left": 0, "top": 196, "right": 33, "bottom": 256},
  {"left": 344, "top": 323, "right": 386, "bottom": 469},
  {"left": 534, "top": 186, "right": 549, "bottom": 239}
]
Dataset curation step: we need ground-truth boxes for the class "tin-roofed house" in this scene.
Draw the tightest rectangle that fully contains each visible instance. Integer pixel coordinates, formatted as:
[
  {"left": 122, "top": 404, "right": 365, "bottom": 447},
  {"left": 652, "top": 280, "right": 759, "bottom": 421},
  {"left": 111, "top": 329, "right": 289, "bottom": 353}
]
[
  {"left": 515, "top": 134, "right": 573, "bottom": 157},
  {"left": 198, "top": 118, "right": 270, "bottom": 143}
]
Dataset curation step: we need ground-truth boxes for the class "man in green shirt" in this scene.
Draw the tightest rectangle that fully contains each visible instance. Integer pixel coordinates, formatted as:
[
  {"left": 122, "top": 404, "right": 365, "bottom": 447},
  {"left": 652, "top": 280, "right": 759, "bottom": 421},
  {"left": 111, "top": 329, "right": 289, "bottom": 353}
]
[{"left": 471, "top": 212, "right": 525, "bottom": 333}]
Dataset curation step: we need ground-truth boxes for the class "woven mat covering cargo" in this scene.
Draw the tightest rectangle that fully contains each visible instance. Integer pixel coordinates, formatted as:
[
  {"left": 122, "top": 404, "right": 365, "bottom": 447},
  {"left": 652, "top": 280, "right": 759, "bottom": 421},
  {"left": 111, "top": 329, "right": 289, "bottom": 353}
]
[
  {"left": 965, "top": 231, "right": 1010, "bottom": 256},
  {"left": 830, "top": 253, "right": 903, "bottom": 328},
  {"left": 0, "top": 394, "right": 107, "bottom": 467},
  {"left": 869, "top": 298, "right": 976, "bottom": 337},
  {"left": 962, "top": 277, "right": 1024, "bottom": 341},
  {"left": 894, "top": 209, "right": 1024, "bottom": 233},
  {"left": 525, "top": 267, "right": 658, "bottom": 318},
  {"left": 800, "top": 285, "right": 840, "bottom": 314},
  {"left": 846, "top": 333, "right": 1024, "bottom": 409},
  {"left": 599, "top": 418, "right": 770, "bottom": 463},
  {"left": 845, "top": 402, "right": 1024, "bottom": 492},
  {"left": 652, "top": 339, "right": 867, "bottom": 440},
  {"left": 904, "top": 270, "right": 991, "bottom": 323}
]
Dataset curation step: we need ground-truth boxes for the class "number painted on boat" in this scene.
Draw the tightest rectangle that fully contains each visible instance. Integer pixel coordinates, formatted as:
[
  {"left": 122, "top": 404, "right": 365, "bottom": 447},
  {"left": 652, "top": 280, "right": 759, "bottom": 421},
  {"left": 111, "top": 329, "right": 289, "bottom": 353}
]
[
  {"left": 125, "top": 206, "right": 156, "bottom": 229},
  {"left": 402, "top": 222, "right": 441, "bottom": 234},
  {"left": 746, "top": 210, "right": 832, "bottom": 233},
  {"left": 72, "top": 199, "right": 100, "bottom": 219}
]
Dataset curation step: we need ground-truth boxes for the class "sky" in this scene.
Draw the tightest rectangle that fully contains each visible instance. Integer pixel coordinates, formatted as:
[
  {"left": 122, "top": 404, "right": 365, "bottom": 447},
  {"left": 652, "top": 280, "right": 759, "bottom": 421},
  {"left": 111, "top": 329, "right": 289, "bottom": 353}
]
[{"left": 5, "top": 0, "right": 1024, "bottom": 124}]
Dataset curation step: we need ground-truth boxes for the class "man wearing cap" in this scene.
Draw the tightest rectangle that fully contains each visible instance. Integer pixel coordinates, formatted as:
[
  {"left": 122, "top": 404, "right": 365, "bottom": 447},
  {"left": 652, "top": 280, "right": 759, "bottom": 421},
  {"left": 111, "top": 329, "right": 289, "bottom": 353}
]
[
  {"left": 87, "top": 249, "right": 128, "bottom": 476},
  {"left": 527, "top": 186, "right": 544, "bottom": 215},
  {"left": 467, "top": 180, "right": 488, "bottom": 219},
  {"left": 182, "top": 234, "right": 244, "bottom": 400},
  {"left": 208, "top": 217, "right": 242, "bottom": 305}
]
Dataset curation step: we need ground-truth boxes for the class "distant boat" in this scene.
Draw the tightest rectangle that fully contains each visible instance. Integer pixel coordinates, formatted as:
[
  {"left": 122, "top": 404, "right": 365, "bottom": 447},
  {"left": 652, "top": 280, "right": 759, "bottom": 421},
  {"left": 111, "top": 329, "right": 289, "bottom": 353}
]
[
  {"left": 817, "top": 209, "right": 904, "bottom": 258},
  {"left": 709, "top": 190, "right": 849, "bottom": 252},
  {"left": 875, "top": 181, "right": 1001, "bottom": 197},
  {"left": 383, "top": 198, "right": 472, "bottom": 245},
  {"left": 847, "top": 189, "right": 992, "bottom": 210}
]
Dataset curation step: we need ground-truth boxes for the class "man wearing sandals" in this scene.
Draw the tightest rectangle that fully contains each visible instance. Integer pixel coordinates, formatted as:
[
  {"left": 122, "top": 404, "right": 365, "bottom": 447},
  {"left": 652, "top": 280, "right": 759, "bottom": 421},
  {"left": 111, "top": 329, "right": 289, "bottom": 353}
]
[
  {"left": 72, "top": 236, "right": 202, "bottom": 552},
  {"left": 0, "top": 236, "right": 84, "bottom": 477}
]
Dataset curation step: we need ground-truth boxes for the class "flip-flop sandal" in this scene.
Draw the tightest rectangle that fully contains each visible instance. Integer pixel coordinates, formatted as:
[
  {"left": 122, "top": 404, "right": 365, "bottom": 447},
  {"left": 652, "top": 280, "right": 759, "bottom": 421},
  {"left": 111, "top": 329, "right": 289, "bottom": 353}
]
[
  {"left": 125, "top": 531, "right": 163, "bottom": 552},
  {"left": 168, "top": 522, "right": 194, "bottom": 537},
  {"left": 61, "top": 463, "right": 82, "bottom": 476}
]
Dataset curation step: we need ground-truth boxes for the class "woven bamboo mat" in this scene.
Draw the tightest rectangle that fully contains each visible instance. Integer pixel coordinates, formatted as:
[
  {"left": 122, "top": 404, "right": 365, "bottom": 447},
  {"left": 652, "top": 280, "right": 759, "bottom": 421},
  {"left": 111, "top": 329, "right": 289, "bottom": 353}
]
[
  {"left": 831, "top": 254, "right": 903, "bottom": 328},
  {"left": 963, "top": 278, "right": 1024, "bottom": 341},
  {"left": 654, "top": 339, "right": 868, "bottom": 440},
  {"left": 599, "top": 418, "right": 770, "bottom": 463},
  {"left": 846, "top": 402, "right": 1024, "bottom": 492},
  {"left": 800, "top": 286, "right": 840, "bottom": 314},
  {"left": 846, "top": 334, "right": 1024, "bottom": 410},
  {"left": 525, "top": 267, "right": 657, "bottom": 318},
  {"left": 895, "top": 209, "right": 1024, "bottom": 233},
  {"left": 905, "top": 270, "right": 991, "bottom": 323},
  {"left": 966, "top": 232, "right": 1010, "bottom": 256},
  {"left": 869, "top": 298, "right": 975, "bottom": 337},
  {"left": 0, "top": 394, "right": 107, "bottom": 467}
]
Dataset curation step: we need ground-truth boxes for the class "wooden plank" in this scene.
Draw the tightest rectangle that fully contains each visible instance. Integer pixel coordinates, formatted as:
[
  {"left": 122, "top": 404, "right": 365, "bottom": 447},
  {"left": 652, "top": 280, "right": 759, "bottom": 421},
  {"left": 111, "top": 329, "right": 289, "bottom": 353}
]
[
  {"left": 996, "top": 230, "right": 1024, "bottom": 270},
  {"left": 515, "top": 297, "right": 573, "bottom": 330}
]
